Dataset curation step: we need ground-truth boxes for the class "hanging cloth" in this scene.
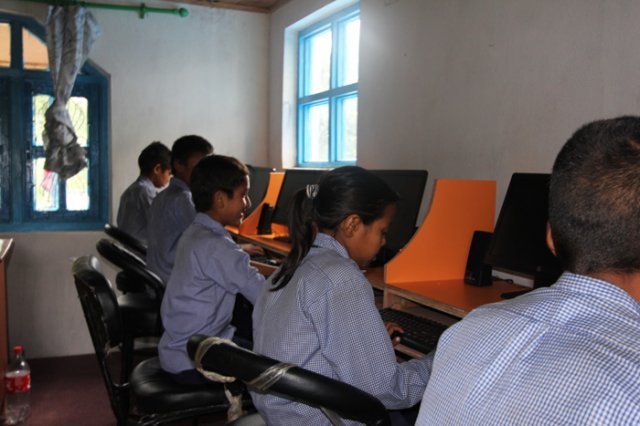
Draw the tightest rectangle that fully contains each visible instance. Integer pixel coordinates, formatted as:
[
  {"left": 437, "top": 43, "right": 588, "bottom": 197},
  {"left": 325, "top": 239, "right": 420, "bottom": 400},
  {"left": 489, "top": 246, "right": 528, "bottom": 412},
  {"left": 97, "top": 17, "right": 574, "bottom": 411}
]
[{"left": 43, "top": 5, "right": 101, "bottom": 180}]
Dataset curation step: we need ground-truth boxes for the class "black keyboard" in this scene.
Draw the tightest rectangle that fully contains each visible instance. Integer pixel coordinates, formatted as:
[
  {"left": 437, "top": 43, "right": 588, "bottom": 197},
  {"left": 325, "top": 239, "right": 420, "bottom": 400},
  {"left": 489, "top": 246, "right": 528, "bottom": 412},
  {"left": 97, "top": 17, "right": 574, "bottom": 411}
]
[
  {"left": 250, "top": 256, "right": 281, "bottom": 266},
  {"left": 379, "top": 308, "right": 450, "bottom": 354}
]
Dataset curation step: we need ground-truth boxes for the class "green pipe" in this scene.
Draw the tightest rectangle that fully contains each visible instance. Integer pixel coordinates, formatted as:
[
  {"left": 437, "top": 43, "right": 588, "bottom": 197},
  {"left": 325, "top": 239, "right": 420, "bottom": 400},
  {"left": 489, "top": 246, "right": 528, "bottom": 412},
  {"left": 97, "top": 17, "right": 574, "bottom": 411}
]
[{"left": 23, "top": 0, "right": 189, "bottom": 18}]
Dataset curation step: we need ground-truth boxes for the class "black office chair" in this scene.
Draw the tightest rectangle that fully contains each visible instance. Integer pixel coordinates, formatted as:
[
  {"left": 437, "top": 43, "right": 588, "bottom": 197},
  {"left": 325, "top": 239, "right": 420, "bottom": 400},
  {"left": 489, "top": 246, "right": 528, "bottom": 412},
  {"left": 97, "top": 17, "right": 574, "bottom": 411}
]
[
  {"left": 96, "top": 238, "right": 158, "bottom": 295},
  {"left": 105, "top": 223, "right": 148, "bottom": 259},
  {"left": 188, "top": 335, "right": 391, "bottom": 426},
  {"left": 96, "top": 238, "right": 165, "bottom": 381},
  {"left": 72, "top": 255, "right": 230, "bottom": 426}
]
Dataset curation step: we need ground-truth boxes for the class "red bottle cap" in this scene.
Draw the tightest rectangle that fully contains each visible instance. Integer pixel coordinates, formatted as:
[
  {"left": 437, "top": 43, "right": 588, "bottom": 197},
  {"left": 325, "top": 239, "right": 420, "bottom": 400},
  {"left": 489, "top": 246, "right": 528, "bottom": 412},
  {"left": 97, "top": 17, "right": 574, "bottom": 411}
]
[{"left": 13, "top": 346, "right": 23, "bottom": 354}]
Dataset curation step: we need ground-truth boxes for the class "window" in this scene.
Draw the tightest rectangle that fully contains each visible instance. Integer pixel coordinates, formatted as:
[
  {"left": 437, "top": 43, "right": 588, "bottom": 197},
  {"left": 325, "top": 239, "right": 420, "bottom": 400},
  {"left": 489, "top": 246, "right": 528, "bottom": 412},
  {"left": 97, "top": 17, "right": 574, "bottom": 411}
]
[
  {"left": 297, "top": 5, "right": 359, "bottom": 167},
  {"left": 0, "top": 13, "right": 108, "bottom": 231}
]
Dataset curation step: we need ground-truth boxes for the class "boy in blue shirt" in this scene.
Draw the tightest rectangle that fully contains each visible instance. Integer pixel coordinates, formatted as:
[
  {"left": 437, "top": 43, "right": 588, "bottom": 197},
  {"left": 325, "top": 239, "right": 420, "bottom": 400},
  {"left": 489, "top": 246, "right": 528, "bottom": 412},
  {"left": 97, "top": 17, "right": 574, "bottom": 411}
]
[
  {"left": 116, "top": 141, "right": 171, "bottom": 244},
  {"left": 159, "top": 154, "right": 266, "bottom": 384},
  {"left": 416, "top": 116, "right": 640, "bottom": 424},
  {"left": 147, "top": 135, "right": 213, "bottom": 283}
]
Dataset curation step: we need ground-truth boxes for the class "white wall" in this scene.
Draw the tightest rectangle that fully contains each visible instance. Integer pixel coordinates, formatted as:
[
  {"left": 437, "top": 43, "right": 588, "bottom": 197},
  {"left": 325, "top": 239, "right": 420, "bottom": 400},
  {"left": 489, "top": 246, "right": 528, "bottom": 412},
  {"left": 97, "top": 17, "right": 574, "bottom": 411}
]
[
  {"left": 271, "top": 0, "right": 640, "bottom": 218},
  {"left": 0, "top": 0, "right": 270, "bottom": 358}
]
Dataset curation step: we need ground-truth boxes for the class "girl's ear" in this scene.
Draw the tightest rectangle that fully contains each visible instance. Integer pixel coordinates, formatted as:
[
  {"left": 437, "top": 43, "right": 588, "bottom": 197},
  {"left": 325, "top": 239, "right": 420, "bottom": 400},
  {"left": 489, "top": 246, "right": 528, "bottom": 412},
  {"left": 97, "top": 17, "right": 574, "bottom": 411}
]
[{"left": 341, "top": 214, "right": 362, "bottom": 237}]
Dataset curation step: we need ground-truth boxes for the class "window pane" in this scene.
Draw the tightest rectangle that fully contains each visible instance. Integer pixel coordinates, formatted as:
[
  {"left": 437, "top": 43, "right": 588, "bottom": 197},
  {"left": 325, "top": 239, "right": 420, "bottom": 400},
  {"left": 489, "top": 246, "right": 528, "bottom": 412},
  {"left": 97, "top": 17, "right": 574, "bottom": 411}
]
[
  {"left": 68, "top": 96, "right": 89, "bottom": 147},
  {"left": 23, "top": 28, "right": 48, "bottom": 70},
  {"left": 303, "top": 102, "right": 329, "bottom": 163},
  {"left": 33, "top": 95, "right": 88, "bottom": 147},
  {"left": 33, "top": 94, "right": 53, "bottom": 147},
  {"left": 66, "top": 160, "right": 89, "bottom": 211},
  {"left": 337, "top": 95, "right": 357, "bottom": 162},
  {"left": 305, "top": 29, "right": 332, "bottom": 95},
  {"left": 340, "top": 18, "right": 360, "bottom": 86},
  {"left": 0, "top": 23, "right": 9, "bottom": 68},
  {"left": 33, "top": 158, "right": 59, "bottom": 212}
]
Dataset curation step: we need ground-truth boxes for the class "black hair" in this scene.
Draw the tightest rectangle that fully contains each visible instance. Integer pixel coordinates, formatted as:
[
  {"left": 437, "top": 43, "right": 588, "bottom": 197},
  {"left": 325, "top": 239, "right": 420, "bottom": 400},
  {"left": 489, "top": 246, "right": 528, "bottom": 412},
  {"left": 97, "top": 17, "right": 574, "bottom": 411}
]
[
  {"left": 170, "top": 135, "right": 214, "bottom": 175},
  {"left": 549, "top": 115, "right": 640, "bottom": 275},
  {"left": 138, "top": 141, "right": 171, "bottom": 175},
  {"left": 190, "top": 155, "right": 249, "bottom": 213},
  {"left": 271, "top": 166, "right": 399, "bottom": 291}
]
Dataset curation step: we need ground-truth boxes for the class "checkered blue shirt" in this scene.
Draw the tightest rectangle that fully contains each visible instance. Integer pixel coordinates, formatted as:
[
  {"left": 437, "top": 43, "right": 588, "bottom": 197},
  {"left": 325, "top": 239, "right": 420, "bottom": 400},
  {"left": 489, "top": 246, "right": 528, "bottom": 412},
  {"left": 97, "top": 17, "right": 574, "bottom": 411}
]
[
  {"left": 159, "top": 213, "right": 265, "bottom": 374},
  {"left": 147, "top": 177, "right": 196, "bottom": 283},
  {"left": 251, "top": 233, "right": 433, "bottom": 426},
  {"left": 416, "top": 272, "right": 640, "bottom": 425}
]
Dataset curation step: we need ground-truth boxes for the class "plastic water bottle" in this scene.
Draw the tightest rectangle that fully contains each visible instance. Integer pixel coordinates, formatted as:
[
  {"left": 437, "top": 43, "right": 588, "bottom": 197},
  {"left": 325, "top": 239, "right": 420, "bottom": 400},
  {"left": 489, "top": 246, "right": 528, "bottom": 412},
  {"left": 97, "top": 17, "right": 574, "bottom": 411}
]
[{"left": 4, "top": 346, "right": 31, "bottom": 425}]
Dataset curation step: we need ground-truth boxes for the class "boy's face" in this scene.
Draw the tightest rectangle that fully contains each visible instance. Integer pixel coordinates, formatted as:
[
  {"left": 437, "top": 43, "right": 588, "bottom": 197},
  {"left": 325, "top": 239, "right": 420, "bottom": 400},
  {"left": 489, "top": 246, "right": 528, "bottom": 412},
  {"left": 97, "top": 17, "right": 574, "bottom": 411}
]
[
  {"left": 216, "top": 176, "right": 251, "bottom": 227},
  {"left": 150, "top": 165, "right": 171, "bottom": 189}
]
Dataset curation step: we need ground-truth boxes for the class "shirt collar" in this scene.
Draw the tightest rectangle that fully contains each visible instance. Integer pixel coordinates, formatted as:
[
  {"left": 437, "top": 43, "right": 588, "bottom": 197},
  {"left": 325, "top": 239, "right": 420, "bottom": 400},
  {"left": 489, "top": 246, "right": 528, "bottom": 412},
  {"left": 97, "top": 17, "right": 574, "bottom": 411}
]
[
  {"left": 193, "top": 212, "right": 227, "bottom": 236},
  {"left": 312, "top": 233, "right": 350, "bottom": 260},
  {"left": 553, "top": 272, "right": 640, "bottom": 316},
  {"left": 137, "top": 175, "right": 155, "bottom": 188},
  {"left": 169, "top": 177, "right": 190, "bottom": 191}
]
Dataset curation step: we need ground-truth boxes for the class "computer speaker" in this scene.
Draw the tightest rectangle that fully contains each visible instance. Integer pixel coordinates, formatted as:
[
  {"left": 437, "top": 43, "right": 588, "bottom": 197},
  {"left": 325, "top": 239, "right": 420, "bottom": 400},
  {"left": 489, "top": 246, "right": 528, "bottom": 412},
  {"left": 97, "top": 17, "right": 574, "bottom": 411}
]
[
  {"left": 464, "top": 230, "right": 493, "bottom": 286},
  {"left": 257, "top": 203, "right": 274, "bottom": 235}
]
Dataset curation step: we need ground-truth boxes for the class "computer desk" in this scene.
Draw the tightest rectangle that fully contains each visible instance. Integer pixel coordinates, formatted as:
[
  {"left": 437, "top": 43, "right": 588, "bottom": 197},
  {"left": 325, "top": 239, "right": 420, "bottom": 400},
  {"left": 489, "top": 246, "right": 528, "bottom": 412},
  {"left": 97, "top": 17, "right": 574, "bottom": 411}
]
[{"left": 233, "top": 179, "right": 527, "bottom": 358}]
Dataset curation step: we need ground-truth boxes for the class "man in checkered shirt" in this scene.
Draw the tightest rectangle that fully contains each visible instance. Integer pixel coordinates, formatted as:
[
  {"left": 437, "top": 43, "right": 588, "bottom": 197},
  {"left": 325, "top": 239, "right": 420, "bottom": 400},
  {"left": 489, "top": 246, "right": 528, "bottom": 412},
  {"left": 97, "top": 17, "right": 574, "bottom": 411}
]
[{"left": 417, "top": 116, "right": 640, "bottom": 425}]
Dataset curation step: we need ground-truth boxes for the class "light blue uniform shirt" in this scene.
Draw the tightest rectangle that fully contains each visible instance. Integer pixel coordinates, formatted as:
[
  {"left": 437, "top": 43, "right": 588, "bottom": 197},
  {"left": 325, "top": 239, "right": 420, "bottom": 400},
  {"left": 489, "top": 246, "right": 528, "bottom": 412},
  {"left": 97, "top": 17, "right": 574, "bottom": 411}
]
[
  {"left": 147, "top": 177, "right": 196, "bottom": 283},
  {"left": 116, "top": 175, "right": 158, "bottom": 244},
  {"left": 251, "top": 233, "right": 433, "bottom": 426},
  {"left": 159, "top": 213, "right": 265, "bottom": 374},
  {"left": 416, "top": 272, "right": 640, "bottom": 425}
]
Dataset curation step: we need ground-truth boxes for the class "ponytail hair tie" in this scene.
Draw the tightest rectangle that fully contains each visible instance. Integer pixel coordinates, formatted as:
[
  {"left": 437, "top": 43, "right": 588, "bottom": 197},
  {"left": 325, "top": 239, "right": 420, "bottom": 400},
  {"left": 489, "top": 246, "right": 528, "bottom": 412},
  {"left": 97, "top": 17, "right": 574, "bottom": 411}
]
[{"left": 306, "top": 184, "right": 319, "bottom": 199}]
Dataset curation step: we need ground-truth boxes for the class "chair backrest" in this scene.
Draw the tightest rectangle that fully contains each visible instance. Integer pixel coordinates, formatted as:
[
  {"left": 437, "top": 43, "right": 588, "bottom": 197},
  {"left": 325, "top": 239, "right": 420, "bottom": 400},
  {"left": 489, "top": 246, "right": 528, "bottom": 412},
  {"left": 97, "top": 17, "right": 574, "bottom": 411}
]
[
  {"left": 104, "top": 223, "right": 147, "bottom": 258},
  {"left": 188, "top": 335, "right": 391, "bottom": 426},
  {"left": 72, "top": 255, "right": 129, "bottom": 424},
  {"left": 96, "top": 238, "right": 164, "bottom": 300}
]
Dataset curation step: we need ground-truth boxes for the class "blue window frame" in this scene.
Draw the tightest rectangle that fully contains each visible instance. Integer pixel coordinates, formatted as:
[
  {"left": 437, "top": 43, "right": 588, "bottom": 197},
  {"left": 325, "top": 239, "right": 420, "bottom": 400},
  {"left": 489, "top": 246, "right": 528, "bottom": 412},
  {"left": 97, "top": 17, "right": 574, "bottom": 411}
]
[
  {"left": 297, "top": 5, "right": 359, "bottom": 167},
  {"left": 0, "top": 13, "right": 109, "bottom": 232}
]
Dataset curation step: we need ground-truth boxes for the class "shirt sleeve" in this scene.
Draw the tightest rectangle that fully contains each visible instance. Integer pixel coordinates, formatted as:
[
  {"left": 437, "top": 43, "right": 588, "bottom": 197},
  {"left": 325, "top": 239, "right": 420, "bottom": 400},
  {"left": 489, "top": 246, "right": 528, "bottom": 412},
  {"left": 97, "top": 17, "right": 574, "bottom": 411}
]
[
  {"left": 306, "top": 268, "right": 433, "bottom": 409},
  {"left": 204, "top": 237, "right": 265, "bottom": 304}
]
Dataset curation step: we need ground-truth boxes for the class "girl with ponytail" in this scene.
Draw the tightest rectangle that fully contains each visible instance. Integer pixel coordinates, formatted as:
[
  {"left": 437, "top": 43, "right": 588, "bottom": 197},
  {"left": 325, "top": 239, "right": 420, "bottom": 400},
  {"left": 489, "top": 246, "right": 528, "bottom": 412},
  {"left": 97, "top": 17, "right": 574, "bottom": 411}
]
[{"left": 251, "top": 166, "right": 434, "bottom": 425}]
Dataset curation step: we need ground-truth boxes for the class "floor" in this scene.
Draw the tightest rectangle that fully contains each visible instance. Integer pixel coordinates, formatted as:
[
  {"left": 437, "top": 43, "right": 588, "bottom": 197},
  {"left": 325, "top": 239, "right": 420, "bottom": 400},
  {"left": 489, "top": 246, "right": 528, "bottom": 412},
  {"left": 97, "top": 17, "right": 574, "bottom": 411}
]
[{"left": 21, "top": 353, "right": 228, "bottom": 426}]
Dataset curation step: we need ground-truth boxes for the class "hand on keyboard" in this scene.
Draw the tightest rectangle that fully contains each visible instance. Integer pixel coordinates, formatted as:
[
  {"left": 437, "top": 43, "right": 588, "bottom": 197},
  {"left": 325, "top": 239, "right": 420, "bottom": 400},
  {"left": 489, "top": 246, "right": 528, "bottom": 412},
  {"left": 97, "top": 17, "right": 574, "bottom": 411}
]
[
  {"left": 385, "top": 322, "right": 404, "bottom": 347},
  {"left": 379, "top": 308, "right": 449, "bottom": 354}
]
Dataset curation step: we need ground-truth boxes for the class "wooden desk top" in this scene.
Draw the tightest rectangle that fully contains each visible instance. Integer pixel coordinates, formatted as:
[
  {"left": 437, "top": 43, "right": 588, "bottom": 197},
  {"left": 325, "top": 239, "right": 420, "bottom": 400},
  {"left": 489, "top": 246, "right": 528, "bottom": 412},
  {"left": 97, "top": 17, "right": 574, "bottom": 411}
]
[
  {"left": 0, "top": 239, "right": 13, "bottom": 263},
  {"left": 386, "top": 279, "right": 524, "bottom": 318},
  {"left": 234, "top": 233, "right": 291, "bottom": 256}
]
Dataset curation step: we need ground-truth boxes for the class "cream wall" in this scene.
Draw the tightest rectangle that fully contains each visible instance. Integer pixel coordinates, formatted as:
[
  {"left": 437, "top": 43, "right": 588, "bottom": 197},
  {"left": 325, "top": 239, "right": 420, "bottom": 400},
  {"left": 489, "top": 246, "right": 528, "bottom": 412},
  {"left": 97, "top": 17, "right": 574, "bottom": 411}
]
[
  {"left": 0, "top": 1, "right": 269, "bottom": 358},
  {"left": 271, "top": 0, "right": 640, "bottom": 218}
]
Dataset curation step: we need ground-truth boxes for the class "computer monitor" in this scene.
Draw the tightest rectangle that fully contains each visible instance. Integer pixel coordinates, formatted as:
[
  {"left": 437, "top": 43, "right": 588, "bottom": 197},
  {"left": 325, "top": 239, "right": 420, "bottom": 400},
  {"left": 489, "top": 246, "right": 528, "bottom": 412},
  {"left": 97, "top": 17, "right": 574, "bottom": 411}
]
[
  {"left": 271, "top": 169, "right": 327, "bottom": 227},
  {"left": 371, "top": 169, "right": 428, "bottom": 262},
  {"left": 246, "top": 165, "right": 275, "bottom": 217},
  {"left": 484, "top": 173, "right": 562, "bottom": 288}
]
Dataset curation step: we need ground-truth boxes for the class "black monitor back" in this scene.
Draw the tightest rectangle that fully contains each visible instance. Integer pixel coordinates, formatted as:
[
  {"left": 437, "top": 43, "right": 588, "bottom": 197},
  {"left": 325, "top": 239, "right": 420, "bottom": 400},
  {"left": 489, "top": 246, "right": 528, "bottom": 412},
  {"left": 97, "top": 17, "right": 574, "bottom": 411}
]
[
  {"left": 271, "top": 169, "right": 327, "bottom": 227},
  {"left": 371, "top": 169, "right": 428, "bottom": 261},
  {"left": 484, "top": 173, "right": 562, "bottom": 287},
  {"left": 247, "top": 165, "right": 275, "bottom": 217}
]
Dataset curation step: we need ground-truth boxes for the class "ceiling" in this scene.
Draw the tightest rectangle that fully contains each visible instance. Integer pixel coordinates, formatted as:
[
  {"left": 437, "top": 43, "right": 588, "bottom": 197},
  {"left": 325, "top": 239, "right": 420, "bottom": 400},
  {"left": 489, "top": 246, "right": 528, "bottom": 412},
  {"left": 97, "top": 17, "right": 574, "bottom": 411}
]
[{"left": 166, "top": 0, "right": 289, "bottom": 14}]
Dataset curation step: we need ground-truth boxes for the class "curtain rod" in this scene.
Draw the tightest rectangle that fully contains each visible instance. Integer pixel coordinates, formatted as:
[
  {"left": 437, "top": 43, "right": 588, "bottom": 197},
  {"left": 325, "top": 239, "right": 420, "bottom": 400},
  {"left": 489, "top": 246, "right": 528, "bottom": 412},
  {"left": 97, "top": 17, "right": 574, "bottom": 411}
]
[{"left": 23, "top": 0, "right": 189, "bottom": 19}]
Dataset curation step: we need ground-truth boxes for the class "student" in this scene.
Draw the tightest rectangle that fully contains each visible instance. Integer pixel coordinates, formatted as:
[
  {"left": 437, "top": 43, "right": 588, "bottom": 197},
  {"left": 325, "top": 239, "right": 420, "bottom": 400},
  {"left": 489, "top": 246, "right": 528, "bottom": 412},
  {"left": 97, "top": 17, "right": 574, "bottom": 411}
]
[
  {"left": 116, "top": 141, "right": 171, "bottom": 244},
  {"left": 251, "top": 166, "right": 433, "bottom": 425},
  {"left": 146, "top": 135, "right": 213, "bottom": 283},
  {"left": 416, "top": 116, "right": 640, "bottom": 424},
  {"left": 159, "top": 155, "right": 266, "bottom": 383}
]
